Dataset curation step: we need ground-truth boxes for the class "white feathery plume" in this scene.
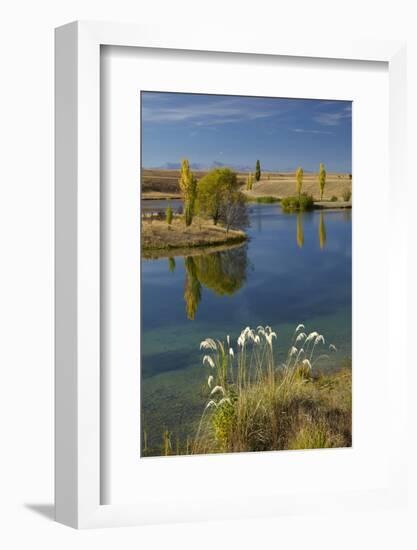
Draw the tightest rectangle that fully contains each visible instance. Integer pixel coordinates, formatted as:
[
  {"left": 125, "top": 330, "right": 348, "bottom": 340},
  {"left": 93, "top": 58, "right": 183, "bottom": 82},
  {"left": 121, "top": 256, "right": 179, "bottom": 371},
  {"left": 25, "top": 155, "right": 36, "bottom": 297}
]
[
  {"left": 210, "top": 385, "right": 225, "bottom": 396},
  {"left": 227, "top": 335, "right": 230, "bottom": 347},
  {"left": 289, "top": 346, "right": 298, "bottom": 357},
  {"left": 295, "top": 324, "right": 305, "bottom": 333},
  {"left": 266, "top": 332, "right": 277, "bottom": 347},
  {"left": 200, "top": 338, "right": 217, "bottom": 350},
  {"left": 205, "top": 400, "right": 217, "bottom": 410},
  {"left": 329, "top": 344, "right": 337, "bottom": 352},
  {"left": 302, "top": 358, "right": 312, "bottom": 370},
  {"left": 203, "top": 355, "right": 215, "bottom": 368},
  {"left": 295, "top": 332, "right": 307, "bottom": 344},
  {"left": 305, "top": 332, "right": 318, "bottom": 345},
  {"left": 315, "top": 334, "right": 325, "bottom": 345},
  {"left": 207, "top": 375, "right": 214, "bottom": 388},
  {"left": 229, "top": 348, "right": 234, "bottom": 358}
]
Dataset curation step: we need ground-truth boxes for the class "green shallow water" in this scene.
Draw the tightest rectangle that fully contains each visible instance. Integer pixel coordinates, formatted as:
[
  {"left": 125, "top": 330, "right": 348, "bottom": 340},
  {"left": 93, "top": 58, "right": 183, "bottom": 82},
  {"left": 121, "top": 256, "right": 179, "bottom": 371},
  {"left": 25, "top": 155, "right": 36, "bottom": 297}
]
[{"left": 141, "top": 202, "right": 352, "bottom": 451}]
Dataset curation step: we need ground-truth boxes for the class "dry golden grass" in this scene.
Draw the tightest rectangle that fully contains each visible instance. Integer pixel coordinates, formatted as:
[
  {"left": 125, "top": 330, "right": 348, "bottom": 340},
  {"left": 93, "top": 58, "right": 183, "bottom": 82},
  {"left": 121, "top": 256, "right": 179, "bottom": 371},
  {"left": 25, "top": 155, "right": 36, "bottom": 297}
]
[
  {"left": 141, "top": 169, "right": 352, "bottom": 203},
  {"left": 141, "top": 216, "right": 247, "bottom": 252},
  {"left": 244, "top": 172, "right": 352, "bottom": 201}
]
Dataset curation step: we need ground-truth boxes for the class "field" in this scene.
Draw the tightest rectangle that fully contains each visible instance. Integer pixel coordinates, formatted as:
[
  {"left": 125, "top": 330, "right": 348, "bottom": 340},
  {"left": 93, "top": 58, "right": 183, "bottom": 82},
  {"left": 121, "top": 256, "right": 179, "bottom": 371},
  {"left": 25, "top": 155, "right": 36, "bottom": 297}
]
[{"left": 142, "top": 169, "right": 352, "bottom": 202}]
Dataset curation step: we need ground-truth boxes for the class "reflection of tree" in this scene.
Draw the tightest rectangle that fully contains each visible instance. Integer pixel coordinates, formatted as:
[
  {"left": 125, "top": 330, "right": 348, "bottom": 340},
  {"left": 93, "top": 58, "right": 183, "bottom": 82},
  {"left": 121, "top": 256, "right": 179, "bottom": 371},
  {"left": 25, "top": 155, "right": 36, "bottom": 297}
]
[
  {"left": 184, "top": 257, "right": 202, "bottom": 320},
  {"left": 296, "top": 213, "right": 304, "bottom": 248},
  {"left": 168, "top": 257, "right": 176, "bottom": 272},
  {"left": 319, "top": 212, "right": 327, "bottom": 250},
  {"left": 183, "top": 245, "right": 248, "bottom": 320}
]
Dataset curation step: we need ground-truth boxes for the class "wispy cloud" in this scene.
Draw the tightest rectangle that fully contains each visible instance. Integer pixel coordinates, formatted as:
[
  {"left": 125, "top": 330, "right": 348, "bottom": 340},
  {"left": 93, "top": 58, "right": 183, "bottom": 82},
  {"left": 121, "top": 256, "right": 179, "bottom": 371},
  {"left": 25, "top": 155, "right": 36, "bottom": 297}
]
[
  {"left": 314, "top": 105, "right": 352, "bottom": 127},
  {"left": 142, "top": 95, "right": 275, "bottom": 126},
  {"left": 292, "top": 128, "right": 333, "bottom": 135}
]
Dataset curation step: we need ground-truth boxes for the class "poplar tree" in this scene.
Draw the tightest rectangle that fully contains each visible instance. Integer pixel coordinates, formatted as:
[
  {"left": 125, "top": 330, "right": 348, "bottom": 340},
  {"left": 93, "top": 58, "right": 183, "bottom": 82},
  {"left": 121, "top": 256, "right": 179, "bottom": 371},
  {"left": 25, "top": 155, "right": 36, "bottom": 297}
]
[
  {"left": 255, "top": 160, "right": 261, "bottom": 182},
  {"left": 318, "top": 163, "right": 326, "bottom": 201},
  {"left": 178, "top": 159, "right": 197, "bottom": 226},
  {"left": 246, "top": 173, "right": 253, "bottom": 191},
  {"left": 295, "top": 167, "right": 304, "bottom": 199}
]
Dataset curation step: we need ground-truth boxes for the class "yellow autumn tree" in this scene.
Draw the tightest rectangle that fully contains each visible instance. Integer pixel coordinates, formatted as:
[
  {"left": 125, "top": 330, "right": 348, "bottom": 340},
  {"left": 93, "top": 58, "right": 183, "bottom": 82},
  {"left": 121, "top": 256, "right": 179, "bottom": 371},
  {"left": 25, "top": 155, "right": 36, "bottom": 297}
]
[
  {"left": 178, "top": 159, "right": 197, "bottom": 226},
  {"left": 318, "top": 163, "right": 326, "bottom": 200},
  {"left": 295, "top": 167, "right": 304, "bottom": 199}
]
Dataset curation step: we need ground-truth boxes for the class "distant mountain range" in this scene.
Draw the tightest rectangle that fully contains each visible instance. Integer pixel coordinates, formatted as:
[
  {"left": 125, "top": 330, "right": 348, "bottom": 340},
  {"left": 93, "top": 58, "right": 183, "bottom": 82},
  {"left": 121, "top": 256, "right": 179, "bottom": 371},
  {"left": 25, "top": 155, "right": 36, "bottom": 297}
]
[{"left": 146, "top": 161, "right": 302, "bottom": 172}]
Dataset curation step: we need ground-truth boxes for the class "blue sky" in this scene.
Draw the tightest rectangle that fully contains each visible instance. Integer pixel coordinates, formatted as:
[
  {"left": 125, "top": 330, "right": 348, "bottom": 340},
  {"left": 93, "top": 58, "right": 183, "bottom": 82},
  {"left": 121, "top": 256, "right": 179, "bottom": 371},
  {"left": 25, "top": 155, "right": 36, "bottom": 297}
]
[{"left": 141, "top": 92, "right": 352, "bottom": 172}]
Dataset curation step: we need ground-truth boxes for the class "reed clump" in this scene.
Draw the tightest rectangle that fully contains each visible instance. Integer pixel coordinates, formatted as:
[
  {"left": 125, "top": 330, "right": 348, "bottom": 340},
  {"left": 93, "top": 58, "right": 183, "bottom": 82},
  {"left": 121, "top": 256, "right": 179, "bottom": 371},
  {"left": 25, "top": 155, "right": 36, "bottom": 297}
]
[{"left": 194, "top": 325, "right": 351, "bottom": 454}]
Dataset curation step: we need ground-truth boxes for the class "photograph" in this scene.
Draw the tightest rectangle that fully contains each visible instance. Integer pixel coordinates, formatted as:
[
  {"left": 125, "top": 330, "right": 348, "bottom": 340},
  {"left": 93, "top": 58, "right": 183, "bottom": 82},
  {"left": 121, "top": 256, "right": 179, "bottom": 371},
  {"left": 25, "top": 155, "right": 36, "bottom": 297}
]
[{"left": 140, "top": 91, "right": 352, "bottom": 457}]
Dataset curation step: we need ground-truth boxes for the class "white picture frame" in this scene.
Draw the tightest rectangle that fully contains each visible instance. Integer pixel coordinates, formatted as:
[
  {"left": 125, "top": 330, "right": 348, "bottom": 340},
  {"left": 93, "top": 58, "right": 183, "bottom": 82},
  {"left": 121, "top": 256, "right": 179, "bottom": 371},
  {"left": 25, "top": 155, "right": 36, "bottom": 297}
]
[{"left": 55, "top": 20, "right": 407, "bottom": 529}]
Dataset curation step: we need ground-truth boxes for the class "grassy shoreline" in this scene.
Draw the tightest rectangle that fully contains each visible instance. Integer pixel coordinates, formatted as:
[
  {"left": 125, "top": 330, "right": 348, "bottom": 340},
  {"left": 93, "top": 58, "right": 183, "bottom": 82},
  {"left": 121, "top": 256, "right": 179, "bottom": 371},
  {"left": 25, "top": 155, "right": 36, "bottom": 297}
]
[
  {"left": 141, "top": 216, "right": 248, "bottom": 253},
  {"left": 142, "top": 324, "right": 352, "bottom": 457}
]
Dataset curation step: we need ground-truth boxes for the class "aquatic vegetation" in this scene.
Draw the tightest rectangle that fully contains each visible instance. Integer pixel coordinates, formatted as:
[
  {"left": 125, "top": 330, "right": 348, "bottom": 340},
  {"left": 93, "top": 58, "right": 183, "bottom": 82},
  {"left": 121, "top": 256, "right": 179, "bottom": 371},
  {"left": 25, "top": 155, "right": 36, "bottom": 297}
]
[
  {"left": 255, "top": 196, "right": 280, "bottom": 203},
  {"left": 281, "top": 193, "right": 314, "bottom": 212},
  {"left": 194, "top": 324, "right": 351, "bottom": 454}
]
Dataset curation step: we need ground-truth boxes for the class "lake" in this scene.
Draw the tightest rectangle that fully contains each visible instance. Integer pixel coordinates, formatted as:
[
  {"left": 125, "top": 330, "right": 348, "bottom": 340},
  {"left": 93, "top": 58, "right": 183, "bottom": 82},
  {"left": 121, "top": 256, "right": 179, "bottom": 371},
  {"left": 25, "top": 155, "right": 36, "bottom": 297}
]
[{"left": 141, "top": 200, "right": 352, "bottom": 453}]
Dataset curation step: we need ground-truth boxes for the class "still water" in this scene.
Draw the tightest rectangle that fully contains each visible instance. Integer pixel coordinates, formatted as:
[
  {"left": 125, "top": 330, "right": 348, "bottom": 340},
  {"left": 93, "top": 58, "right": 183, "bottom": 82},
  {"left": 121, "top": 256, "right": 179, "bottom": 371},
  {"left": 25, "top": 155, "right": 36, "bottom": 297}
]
[{"left": 141, "top": 201, "right": 351, "bottom": 451}]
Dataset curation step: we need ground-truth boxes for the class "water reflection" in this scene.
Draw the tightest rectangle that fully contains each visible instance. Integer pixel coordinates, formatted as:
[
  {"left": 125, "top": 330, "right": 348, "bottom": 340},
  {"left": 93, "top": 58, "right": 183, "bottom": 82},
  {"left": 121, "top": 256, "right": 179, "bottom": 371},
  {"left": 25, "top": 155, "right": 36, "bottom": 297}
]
[
  {"left": 168, "top": 257, "right": 176, "bottom": 272},
  {"left": 294, "top": 211, "right": 328, "bottom": 250},
  {"left": 296, "top": 213, "right": 304, "bottom": 248},
  {"left": 183, "top": 257, "right": 202, "bottom": 320},
  {"left": 319, "top": 212, "right": 327, "bottom": 250},
  {"left": 182, "top": 245, "right": 248, "bottom": 320}
]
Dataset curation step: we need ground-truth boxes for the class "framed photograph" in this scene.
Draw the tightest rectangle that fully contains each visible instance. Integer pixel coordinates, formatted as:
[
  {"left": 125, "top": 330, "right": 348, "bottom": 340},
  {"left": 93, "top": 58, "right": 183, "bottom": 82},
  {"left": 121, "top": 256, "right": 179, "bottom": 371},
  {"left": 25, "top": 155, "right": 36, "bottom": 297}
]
[{"left": 55, "top": 21, "right": 407, "bottom": 528}]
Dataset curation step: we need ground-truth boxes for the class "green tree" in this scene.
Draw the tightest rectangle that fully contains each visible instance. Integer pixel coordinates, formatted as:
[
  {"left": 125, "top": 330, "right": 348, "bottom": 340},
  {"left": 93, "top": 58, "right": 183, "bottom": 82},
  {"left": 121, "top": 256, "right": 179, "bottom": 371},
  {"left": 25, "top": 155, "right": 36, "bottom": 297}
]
[
  {"left": 318, "top": 163, "right": 326, "bottom": 200},
  {"left": 178, "top": 159, "right": 197, "bottom": 226},
  {"left": 255, "top": 160, "right": 261, "bottom": 182},
  {"left": 197, "top": 168, "right": 238, "bottom": 225},
  {"left": 166, "top": 206, "right": 173, "bottom": 226},
  {"left": 295, "top": 167, "right": 304, "bottom": 199}
]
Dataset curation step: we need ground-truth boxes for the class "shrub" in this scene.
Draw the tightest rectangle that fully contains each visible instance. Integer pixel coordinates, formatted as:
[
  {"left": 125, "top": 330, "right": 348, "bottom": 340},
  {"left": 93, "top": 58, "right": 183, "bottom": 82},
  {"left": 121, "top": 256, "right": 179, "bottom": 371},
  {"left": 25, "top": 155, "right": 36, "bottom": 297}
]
[
  {"left": 281, "top": 193, "right": 314, "bottom": 212},
  {"left": 330, "top": 195, "right": 338, "bottom": 202},
  {"left": 342, "top": 189, "right": 352, "bottom": 201},
  {"left": 166, "top": 206, "right": 173, "bottom": 225},
  {"left": 256, "top": 196, "right": 280, "bottom": 203}
]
